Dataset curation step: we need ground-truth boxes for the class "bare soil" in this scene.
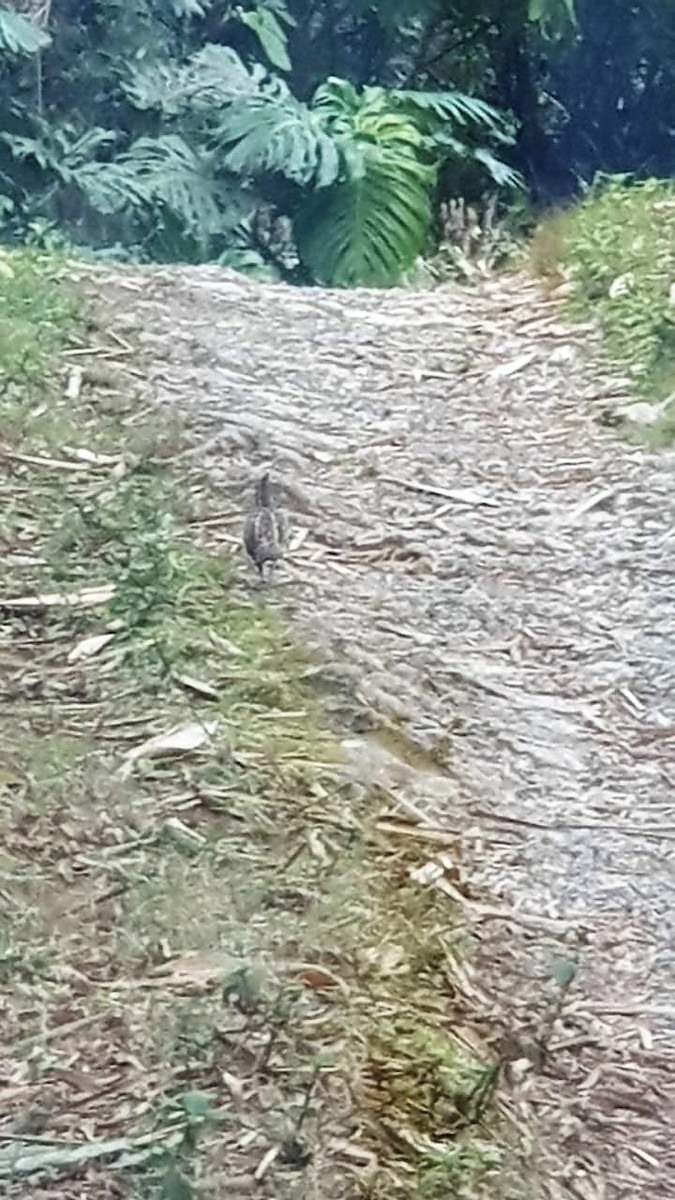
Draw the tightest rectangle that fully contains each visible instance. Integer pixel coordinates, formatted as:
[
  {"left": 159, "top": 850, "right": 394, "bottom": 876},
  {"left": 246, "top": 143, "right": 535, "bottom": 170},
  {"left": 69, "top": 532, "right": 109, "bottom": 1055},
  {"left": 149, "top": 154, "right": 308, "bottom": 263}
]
[{"left": 84, "top": 264, "right": 675, "bottom": 1200}]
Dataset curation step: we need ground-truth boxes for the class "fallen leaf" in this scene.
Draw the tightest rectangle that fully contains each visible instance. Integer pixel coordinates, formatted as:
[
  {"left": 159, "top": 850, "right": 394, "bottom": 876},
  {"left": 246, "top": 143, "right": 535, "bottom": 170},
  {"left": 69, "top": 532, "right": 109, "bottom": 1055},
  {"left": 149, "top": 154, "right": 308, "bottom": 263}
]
[
  {"left": 548, "top": 955, "right": 578, "bottom": 989},
  {"left": 117, "top": 720, "right": 218, "bottom": 780},
  {"left": 208, "top": 630, "right": 244, "bottom": 656},
  {"left": 638, "top": 1025, "right": 653, "bottom": 1051},
  {"left": 147, "top": 950, "right": 238, "bottom": 991},
  {"left": 68, "top": 632, "right": 115, "bottom": 662},
  {"left": 306, "top": 829, "right": 329, "bottom": 863},
  {"left": 0, "top": 1135, "right": 154, "bottom": 1179},
  {"left": 1, "top": 584, "right": 115, "bottom": 612},
  {"left": 608, "top": 272, "right": 633, "bottom": 299},
  {"left": 65, "top": 367, "right": 83, "bottom": 401},
  {"left": 163, "top": 817, "right": 206, "bottom": 854},
  {"left": 288, "top": 527, "right": 309, "bottom": 552},
  {"left": 293, "top": 966, "right": 342, "bottom": 991},
  {"left": 490, "top": 350, "right": 539, "bottom": 380},
  {"left": 221, "top": 1070, "right": 245, "bottom": 1100},
  {"left": 375, "top": 943, "right": 407, "bottom": 976},
  {"left": 254, "top": 1145, "right": 280, "bottom": 1181},
  {"left": 66, "top": 446, "right": 123, "bottom": 466},
  {"left": 175, "top": 673, "right": 219, "bottom": 700}
]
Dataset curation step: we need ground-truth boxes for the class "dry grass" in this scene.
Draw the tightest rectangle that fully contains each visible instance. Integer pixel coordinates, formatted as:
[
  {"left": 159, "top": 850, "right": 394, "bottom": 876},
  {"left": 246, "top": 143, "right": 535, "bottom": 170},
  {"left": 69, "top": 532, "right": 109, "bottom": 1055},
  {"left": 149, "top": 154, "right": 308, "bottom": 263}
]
[
  {"left": 0, "top": 253, "right": 519, "bottom": 1198},
  {"left": 527, "top": 210, "right": 569, "bottom": 282}
]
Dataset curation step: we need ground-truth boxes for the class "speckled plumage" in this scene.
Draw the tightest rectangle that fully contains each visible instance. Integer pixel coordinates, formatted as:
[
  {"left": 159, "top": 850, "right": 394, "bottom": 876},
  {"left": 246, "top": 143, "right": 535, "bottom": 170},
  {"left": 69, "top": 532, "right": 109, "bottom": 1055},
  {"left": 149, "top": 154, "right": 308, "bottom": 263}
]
[{"left": 243, "top": 471, "right": 287, "bottom": 579}]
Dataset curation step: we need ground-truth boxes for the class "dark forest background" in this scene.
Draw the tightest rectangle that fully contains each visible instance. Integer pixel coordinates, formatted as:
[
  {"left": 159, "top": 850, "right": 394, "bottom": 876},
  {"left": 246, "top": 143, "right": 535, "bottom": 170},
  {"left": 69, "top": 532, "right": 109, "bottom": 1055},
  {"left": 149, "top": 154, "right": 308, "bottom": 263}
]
[{"left": 0, "top": 0, "right": 673, "bottom": 284}]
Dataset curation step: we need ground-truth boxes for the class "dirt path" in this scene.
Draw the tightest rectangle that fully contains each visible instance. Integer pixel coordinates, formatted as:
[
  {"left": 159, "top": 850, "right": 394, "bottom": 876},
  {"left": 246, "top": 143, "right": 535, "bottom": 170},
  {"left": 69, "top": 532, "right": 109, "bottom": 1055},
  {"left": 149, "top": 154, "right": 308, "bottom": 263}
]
[{"left": 88, "top": 266, "right": 675, "bottom": 1198}]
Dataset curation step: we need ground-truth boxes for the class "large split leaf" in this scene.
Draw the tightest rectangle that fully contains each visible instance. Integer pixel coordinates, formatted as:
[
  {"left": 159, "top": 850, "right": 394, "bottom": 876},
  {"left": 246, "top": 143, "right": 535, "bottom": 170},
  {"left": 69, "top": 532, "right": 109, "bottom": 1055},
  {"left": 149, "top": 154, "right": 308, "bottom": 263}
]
[
  {"left": 237, "top": 3, "right": 292, "bottom": 73},
  {"left": 217, "top": 94, "right": 341, "bottom": 187},
  {"left": 295, "top": 158, "right": 433, "bottom": 287},
  {"left": 0, "top": 7, "right": 50, "bottom": 55},
  {"left": 294, "top": 80, "right": 433, "bottom": 286}
]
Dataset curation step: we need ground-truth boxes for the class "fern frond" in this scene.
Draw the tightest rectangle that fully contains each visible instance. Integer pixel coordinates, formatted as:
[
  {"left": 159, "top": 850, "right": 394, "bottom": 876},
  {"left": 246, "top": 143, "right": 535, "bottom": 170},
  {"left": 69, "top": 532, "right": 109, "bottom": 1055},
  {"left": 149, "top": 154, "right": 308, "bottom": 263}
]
[
  {"left": 391, "top": 89, "right": 509, "bottom": 137},
  {"left": 472, "top": 148, "right": 522, "bottom": 189}
]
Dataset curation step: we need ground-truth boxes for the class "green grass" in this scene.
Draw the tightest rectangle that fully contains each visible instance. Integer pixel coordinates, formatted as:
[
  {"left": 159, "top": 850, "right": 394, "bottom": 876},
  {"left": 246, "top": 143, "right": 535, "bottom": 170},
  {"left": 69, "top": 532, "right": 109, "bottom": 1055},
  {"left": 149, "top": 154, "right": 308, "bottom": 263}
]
[
  {"left": 0, "top": 253, "right": 522, "bottom": 1198},
  {"left": 0, "top": 247, "right": 80, "bottom": 384},
  {"left": 530, "top": 176, "right": 675, "bottom": 438}
]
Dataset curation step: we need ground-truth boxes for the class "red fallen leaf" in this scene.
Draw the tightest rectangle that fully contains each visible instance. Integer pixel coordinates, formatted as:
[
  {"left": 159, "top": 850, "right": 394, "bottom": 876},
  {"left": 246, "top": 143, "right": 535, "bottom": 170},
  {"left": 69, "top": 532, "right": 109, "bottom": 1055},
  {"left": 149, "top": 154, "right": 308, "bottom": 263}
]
[
  {"left": 295, "top": 967, "right": 340, "bottom": 991},
  {"left": 51, "top": 1004, "right": 83, "bottom": 1027}
]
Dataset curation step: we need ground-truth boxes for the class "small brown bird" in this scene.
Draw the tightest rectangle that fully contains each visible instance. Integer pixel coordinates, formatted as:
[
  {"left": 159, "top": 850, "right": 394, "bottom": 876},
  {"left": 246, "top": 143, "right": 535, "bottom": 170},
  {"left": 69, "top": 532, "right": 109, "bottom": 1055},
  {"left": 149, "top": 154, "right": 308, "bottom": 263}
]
[{"left": 243, "top": 470, "right": 287, "bottom": 581}]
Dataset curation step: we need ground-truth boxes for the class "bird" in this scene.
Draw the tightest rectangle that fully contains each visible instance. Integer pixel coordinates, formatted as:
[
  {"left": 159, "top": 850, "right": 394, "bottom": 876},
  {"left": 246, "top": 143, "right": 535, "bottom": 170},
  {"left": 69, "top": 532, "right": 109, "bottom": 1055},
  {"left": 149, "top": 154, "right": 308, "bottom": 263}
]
[{"left": 243, "top": 470, "right": 287, "bottom": 581}]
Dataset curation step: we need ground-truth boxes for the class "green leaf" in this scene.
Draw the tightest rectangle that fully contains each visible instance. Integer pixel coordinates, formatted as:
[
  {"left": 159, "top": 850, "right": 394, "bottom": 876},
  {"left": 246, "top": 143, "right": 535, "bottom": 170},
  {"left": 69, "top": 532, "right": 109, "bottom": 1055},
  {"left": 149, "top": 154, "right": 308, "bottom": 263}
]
[
  {"left": 0, "top": 7, "right": 51, "bottom": 55},
  {"left": 472, "top": 147, "right": 523, "bottom": 189},
  {"left": 295, "top": 81, "right": 435, "bottom": 286},
  {"left": 179, "top": 1091, "right": 221, "bottom": 1124},
  {"left": 0, "top": 1135, "right": 140, "bottom": 1178},
  {"left": 71, "top": 134, "right": 239, "bottom": 248},
  {"left": 391, "top": 89, "right": 507, "bottom": 136},
  {"left": 216, "top": 95, "right": 341, "bottom": 187},
  {"left": 295, "top": 147, "right": 434, "bottom": 286},
  {"left": 115, "top": 135, "right": 222, "bottom": 233},
  {"left": 264, "top": 0, "right": 296, "bottom": 28},
  {"left": 548, "top": 955, "right": 578, "bottom": 988},
  {"left": 238, "top": 5, "right": 291, "bottom": 72},
  {"left": 159, "top": 1163, "right": 193, "bottom": 1200},
  {"left": 218, "top": 246, "right": 281, "bottom": 281},
  {"left": 170, "top": 0, "right": 205, "bottom": 16},
  {"left": 216, "top": 76, "right": 516, "bottom": 287},
  {"left": 312, "top": 77, "right": 364, "bottom": 130},
  {"left": 2, "top": 124, "right": 118, "bottom": 182},
  {"left": 223, "top": 964, "right": 265, "bottom": 1011},
  {"left": 124, "top": 46, "right": 264, "bottom": 116},
  {"left": 528, "top": 0, "right": 576, "bottom": 36}
]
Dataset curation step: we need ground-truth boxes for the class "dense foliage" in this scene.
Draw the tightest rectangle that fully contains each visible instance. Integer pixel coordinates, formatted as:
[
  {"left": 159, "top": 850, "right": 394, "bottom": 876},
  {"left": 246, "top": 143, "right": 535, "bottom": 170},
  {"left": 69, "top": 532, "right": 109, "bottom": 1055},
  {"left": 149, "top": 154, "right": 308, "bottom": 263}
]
[
  {"left": 0, "top": 0, "right": 523, "bottom": 283},
  {"left": 510, "top": 0, "right": 675, "bottom": 201},
  {"left": 0, "top": 1, "right": 673, "bottom": 284},
  {"left": 534, "top": 178, "right": 675, "bottom": 410}
]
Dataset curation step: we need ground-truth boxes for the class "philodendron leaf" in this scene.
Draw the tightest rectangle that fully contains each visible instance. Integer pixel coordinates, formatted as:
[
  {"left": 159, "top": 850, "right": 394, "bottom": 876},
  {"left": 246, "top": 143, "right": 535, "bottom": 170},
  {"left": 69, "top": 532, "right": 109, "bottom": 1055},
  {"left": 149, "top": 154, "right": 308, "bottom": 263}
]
[{"left": 238, "top": 5, "right": 291, "bottom": 72}]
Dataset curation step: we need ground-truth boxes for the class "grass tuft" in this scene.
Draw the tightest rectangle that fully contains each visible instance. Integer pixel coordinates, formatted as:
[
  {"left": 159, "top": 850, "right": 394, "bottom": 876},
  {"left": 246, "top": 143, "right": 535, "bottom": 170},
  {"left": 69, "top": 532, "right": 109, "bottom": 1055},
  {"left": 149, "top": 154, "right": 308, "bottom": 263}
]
[
  {"left": 530, "top": 177, "right": 675, "bottom": 438},
  {"left": 0, "top": 247, "right": 80, "bottom": 386}
]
